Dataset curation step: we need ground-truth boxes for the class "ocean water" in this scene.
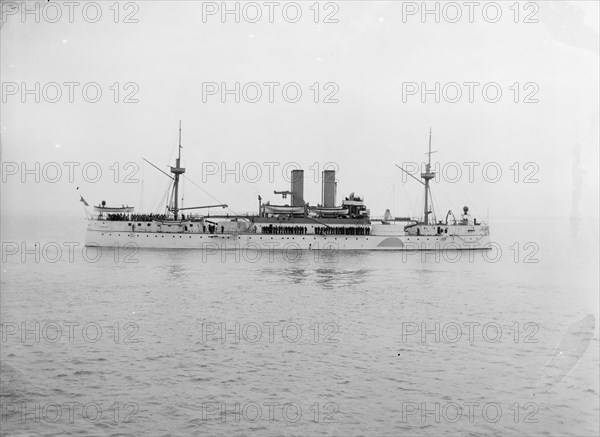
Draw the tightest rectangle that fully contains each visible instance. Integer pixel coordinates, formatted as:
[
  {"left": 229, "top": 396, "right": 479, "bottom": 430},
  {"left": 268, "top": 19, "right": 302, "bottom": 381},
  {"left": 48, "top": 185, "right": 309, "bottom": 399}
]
[{"left": 1, "top": 214, "right": 598, "bottom": 436}]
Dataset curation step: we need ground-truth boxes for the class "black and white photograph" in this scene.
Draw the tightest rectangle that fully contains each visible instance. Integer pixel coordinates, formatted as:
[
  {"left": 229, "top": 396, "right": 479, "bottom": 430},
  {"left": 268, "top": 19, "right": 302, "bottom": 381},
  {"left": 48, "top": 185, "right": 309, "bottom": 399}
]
[{"left": 1, "top": 0, "right": 599, "bottom": 435}]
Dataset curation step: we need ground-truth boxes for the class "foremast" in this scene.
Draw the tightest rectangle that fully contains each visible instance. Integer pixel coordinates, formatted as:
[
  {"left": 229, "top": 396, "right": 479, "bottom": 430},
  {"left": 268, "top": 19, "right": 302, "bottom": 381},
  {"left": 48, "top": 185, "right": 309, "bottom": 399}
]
[{"left": 170, "top": 120, "right": 186, "bottom": 220}]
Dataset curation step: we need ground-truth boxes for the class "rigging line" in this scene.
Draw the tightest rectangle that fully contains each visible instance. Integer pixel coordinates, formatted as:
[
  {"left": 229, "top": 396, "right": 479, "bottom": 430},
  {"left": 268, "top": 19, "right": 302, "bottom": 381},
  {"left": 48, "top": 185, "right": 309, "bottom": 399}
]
[
  {"left": 139, "top": 158, "right": 144, "bottom": 212},
  {"left": 148, "top": 176, "right": 171, "bottom": 213},
  {"left": 431, "top": 151, "right": 463, "bottom": 213},
  {"left": 455, "top": 179, "right": 473, "bottom": 208},
  {"left": 427, "top": 185, "right": 434, "bottom": 222},
  {"left": 180, "top": 129, "right": 226, "bottom": 164},
  {"left": 182, "top": 174, "right": 238, "bottom": 215},
  {"left": 241, "top": 178, "right": 263, "bottom": 197},
  {"left": 156, "top": 189, "right": 169, "bottom": 214},
  {"left": 417, "top": 194, "right": 424, "bottom": 222},
  {"left": 142, "top": 158, "right": 174, "bottom": 180},
  {"left": 401, "top": 179, "right": 415, "bottom": 217},
  {"left": 397, "top": 171, "right": 416, "bottom": 217},
  {"left": 147, "top": 171, "right": 172, "bottom": 210},
  {"left": 160, "top": 182, "right": 171, "bottom": 213},
  {"left": 167, "top": 183, "right": 175, "bottom": 214},
  {"left": 395, "top": 163, "right": 423, "bottom": 219},
  {"left": 158, "top": 177, "right": 174, "bottom": 215},
  {"left": 186, "top": 135, "right": 266, "bottom": 199},
  {"left": 179, "top": 132, "right": 232, "bottom": 191},
  {"left": 148, "top": 182, "right": 166, "bottom": 214},
  {"left": 179, "top": 130, "right": 276, "bottom": 202},
  {"left": 166, "top": 130, "right": 179, "bottom": 165},
  {"left": 178, "top": 130, "right": 263, "bottom": 199},
  {"left": 430, "top": 168, "right": 468, "bottom": 217},
  {"left": 164, "top": 182, "right": 172, "bottom": 213},
  {"left": 395, "top": 164, "right": 425, "bottom": 185},
  {"left": 181, "top": 174, "right": 185, "bottom": 210},
  {"left": 183, "top": 130, "right": 280, "bottom": 206},
  {"left": 434, "top": 183, "right": 456, "bottom": 217},
  {"left": 146, "top": 178, "right": 160, "bottom": 212},
  {"left": 429, "top": 186, "right": 439, "bottom": 223}
]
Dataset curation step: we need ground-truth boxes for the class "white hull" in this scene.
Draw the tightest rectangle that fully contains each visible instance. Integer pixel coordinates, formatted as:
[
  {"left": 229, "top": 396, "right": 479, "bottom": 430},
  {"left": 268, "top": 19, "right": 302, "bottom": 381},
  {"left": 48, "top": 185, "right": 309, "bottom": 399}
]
[{"left": 85, "top": 228, "right": 491, "bottom": 251}]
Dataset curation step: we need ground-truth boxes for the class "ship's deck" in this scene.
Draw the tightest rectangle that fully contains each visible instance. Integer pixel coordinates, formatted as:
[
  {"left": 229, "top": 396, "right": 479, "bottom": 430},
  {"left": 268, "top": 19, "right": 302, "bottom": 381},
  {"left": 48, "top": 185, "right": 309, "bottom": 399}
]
[{"left": 252, "top": 216, "right": 369, "bottom": 225}]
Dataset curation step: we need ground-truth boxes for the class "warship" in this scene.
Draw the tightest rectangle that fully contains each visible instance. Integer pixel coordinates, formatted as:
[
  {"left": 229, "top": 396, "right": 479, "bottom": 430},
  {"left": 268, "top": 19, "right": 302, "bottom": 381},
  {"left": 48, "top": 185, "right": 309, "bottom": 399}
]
[{"left": 84, "top": 125, "right": 490, "bottom": 251}]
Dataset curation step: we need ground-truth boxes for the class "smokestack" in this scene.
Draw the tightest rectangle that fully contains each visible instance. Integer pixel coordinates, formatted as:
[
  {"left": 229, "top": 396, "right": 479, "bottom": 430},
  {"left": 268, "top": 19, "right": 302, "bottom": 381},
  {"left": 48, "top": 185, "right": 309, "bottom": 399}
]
[
  {"left": 291, "top": 169, "right": 304, "bottom": 207},
  {"left": 322, "top": 170, "right": 336, "bottom": 208}
]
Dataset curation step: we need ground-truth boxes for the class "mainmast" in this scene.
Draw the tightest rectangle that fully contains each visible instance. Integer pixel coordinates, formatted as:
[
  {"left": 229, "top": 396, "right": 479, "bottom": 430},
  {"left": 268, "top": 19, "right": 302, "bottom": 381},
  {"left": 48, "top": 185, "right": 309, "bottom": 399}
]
[
  {"left": 170, "top": 120, "right": 186, "bottom": 219},
  {"left": 420, "top": 128, "right": 436, "bottom": 224}
]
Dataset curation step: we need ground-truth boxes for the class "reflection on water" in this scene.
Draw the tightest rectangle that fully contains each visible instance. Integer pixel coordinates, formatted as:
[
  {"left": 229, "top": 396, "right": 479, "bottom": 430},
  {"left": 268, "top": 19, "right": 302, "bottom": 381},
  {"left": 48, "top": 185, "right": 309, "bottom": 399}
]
[
  {"left": 261, "top": 263, "right": 372, "bottom": 289},
  {"left": 314, "top": 267, "right": 372, "bottom": 289}
]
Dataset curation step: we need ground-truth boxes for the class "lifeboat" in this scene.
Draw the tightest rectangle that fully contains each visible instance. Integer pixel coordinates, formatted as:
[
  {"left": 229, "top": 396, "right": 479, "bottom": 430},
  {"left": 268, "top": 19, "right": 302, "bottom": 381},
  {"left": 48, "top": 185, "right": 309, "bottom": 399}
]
[
  {"left": 263, "top": 205, "right": 304, "bottom": 214},
  {"left": 93, "top": 205, "right": 134, "bottom": 213},
  {"left": 309, "top": 206, "right": 349, "bottom": 216}
]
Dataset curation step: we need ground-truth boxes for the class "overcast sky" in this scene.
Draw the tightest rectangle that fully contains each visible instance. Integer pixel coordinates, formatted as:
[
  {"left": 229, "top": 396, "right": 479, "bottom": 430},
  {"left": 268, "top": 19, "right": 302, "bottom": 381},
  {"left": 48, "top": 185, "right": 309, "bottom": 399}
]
[{"left": 1, "top": 0, "right": 598, "bottom": 222}]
